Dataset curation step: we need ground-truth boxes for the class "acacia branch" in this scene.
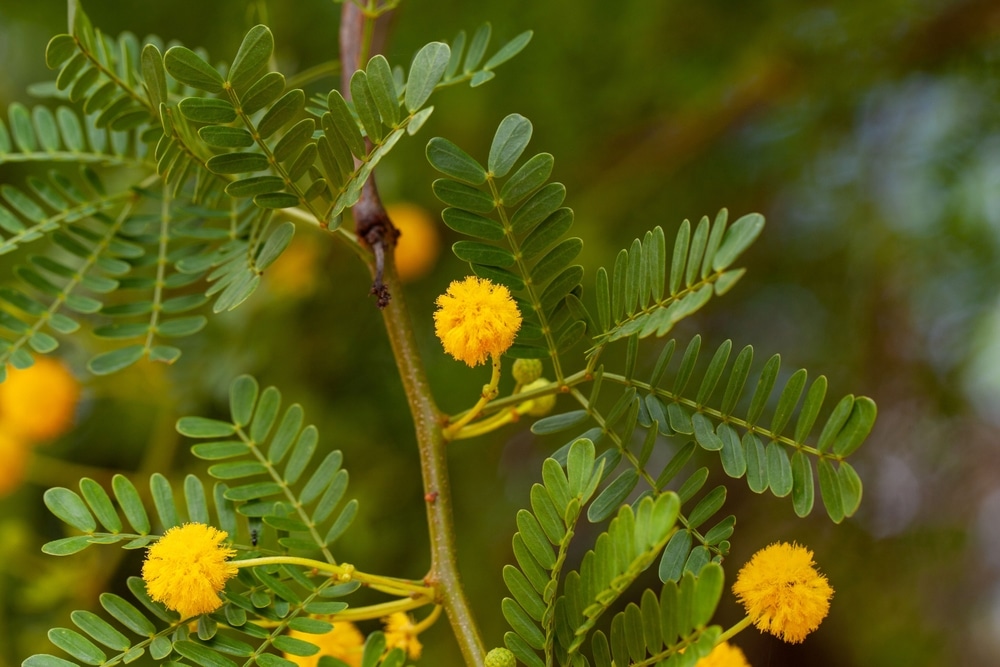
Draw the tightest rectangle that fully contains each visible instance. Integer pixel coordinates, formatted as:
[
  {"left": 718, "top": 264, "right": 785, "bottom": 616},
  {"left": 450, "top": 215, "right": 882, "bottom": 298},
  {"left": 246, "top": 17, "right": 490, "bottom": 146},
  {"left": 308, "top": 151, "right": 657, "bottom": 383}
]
[{"left": 339, "top": 5, "right": 486, "bottom": 664}]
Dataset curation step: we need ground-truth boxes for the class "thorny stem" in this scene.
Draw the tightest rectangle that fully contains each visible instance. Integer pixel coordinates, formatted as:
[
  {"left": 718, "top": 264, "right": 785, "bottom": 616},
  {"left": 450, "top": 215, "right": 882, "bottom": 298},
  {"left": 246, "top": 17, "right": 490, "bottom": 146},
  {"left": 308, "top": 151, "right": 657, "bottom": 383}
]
[{"left": 339, "top": 4, "right": 486, "bottom": 664}]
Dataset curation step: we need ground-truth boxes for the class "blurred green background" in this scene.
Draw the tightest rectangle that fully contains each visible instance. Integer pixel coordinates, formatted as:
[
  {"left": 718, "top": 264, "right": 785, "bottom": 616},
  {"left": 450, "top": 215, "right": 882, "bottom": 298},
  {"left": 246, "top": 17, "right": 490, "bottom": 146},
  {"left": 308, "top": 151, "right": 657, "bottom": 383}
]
[{"left": 2, "top": 0, "right": 999, "bottom": 665}]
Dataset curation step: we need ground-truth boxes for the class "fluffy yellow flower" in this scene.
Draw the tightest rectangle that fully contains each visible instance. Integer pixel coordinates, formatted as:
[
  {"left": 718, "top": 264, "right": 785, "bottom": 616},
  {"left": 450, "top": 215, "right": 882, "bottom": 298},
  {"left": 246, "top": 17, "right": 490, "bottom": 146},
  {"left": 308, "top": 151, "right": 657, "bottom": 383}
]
[
  {"left": 696, "top": 642, "right": 751, "bottom": 667},
  {"left": 284, "top": 620, "right": 364, "bottom": 667},
  {"left": 142, "top": 523, "right": 238, "bottom": 618},
  {"left": 0, "top": 430, "right": 29, "bottom": 497},
  {"left": 382, "top": 612, "right": 422, "bottom": 660},
  {"left": 0, "top": 358, "right": 80, "bottom": 441},
  {"left": 387, "top": 202, "right": 441, "bottom": 282},
  {"left": 732, "top": 542, "right": 833, "bottom": 644},
  {"left": 434, "top": 276, "right": 521, "bottom": 366}
]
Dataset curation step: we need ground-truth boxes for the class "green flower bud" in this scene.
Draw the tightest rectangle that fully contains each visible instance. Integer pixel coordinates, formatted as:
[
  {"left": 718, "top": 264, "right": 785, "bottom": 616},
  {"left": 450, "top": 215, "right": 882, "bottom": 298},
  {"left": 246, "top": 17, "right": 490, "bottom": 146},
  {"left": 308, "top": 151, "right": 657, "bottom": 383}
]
[
  {"left": 485, "top": 647, "right": 516, "bottom": 667},
  {"left": 512, "top": 358, "right": 543, "bottom": 384},
  {"left": 522, "top": 378, "right": 556, "bottom": 417}
]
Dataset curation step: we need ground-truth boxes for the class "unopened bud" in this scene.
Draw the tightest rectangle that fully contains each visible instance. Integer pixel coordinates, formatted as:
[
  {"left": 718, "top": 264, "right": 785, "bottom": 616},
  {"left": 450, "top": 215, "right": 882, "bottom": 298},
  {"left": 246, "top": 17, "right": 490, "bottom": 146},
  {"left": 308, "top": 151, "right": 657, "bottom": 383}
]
[
  {"left": 485, "top": 647, "right": 516, "bottom": 667},
  {"left": 522, "top": 378, "right": 556, "bottom": 417},
  {"left": 512, "top": 358, "right": 543, "bottom": 385}
]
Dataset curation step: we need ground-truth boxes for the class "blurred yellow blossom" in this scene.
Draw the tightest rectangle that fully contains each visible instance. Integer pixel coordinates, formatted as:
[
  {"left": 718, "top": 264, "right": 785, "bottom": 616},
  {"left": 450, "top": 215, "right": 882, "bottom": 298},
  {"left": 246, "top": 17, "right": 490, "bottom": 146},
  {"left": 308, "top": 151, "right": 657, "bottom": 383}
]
[
  {"left": 696, "top": 641, "right": 751, "bottom": 667},
  {"left": 284, "top": 620, "right": 364, "bottom": 667},
  {"left": 142, "top": 523, "right": 237, "bottom": 618},
  {"left": 382, "top": 611, "right": 422, "bottom": 660},
  {"left": 0, "top": 358, "right": 79, "bottom": 442},
  {"left": 0, "top": 430, "right": 29, "bottom": 497},
  {"left": 387, "top": 202, "right": 441, "bottom": 282},
  {"left": 265, "top": 235, "right": 321, "bottom": 297}
]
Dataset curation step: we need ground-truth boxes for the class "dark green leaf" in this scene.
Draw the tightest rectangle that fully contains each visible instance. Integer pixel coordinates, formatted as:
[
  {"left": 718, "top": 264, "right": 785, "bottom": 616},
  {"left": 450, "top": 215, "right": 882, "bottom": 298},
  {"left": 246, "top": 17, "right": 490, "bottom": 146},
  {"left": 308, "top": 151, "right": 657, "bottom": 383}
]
[
  {"left": 838, "top": 461, "right": 863, "bottom": 518},
  {"left": 242, "top": 71, "right": 285, "bottom": 116},
  {"left": 717, "top": 423, "right": 746, "bottom": 478},
  {"left": 41, "top": 535, "right": 94, "bottom": 556},
  {"left": 257, "top": 221, "right": 295, "bottom": 269},
  {"left": 587, "top": 469, "right": 638, "bottom": 523},
  {"left": 431, "top": 179, "right": 495, "bottom": 213},
  {"left": 743, "top": 433, "right": 768, "bottom": 493},
  {"left": 80, "top": 478, "right": 122, "bottom": 533},
  {"left": 179, "top": 97, "right": 236, "bottom": 123},
  {"left": 199, "top": 125, "right": 254, "bottom": 148},
  {"left": 141, "top": 45, "right": 168, "bottom": 109},
  {"left": 258, "top": 89, "right": 305, "bottom": 140},
  {"left": 766, "top": 442, "right": 793, "bottom": 497},
  {"left": 163, "top": 46, "right": 225, "bottom": 93},
  {"left": 452, "top": 240, "right": 515, "bottom": 267},
  {"left": 464, "top": 24, "right": 492, "bottom": 72},
  {"left": 441, "top": 207, "right": 503, "bottom": 240},
  {"left": 326, "top": 89, "right": 365, "bottom": 158},
  {"left": 816, "top": 459, "right": 845, "bottom": 528},
  {"left": 510, "top": 182, "right": 565, "bottom": 234},
  {"left": 229, "top": 25, "right": 273, "bottom": 94},
  {"left": 687, "top": 486, "right": 726, "bottom": 529},
  {"left": 501, "top": 152, "right": 554, "bottom": 206},
  {"left": 531, "top": 237, "right": 582, "bottom": 285},
  {"left": 113, "top": 475, "right": 150, "bottom": 534},
  {"left": 489, "top": 113, "right": 532, "bottom": 178},
  {"left": 225, "top": 175, "right": 285, "bottom": 197},
  {"left": 791, "top": 450, "right": 814, "bottom": 517},
  {"left": 832, "top": 396, "right": 877, "bottom": 457},
  {"left": 747, "top": 354, "right": 780, "bottom": 425},
  {"left": 46, "top": 34, "right": 77, "bottom": 69},
  {"left": 771, "top": 368, "right": 807, "bottom": 435},
  {"left": 658, "top": 530, "right": 692, "bottom": 583},
  {"left": 48, "top": 627, "right": 106, "bottom": 664},
  {"left": 206, "top": 152, "right": 269, "bottom": 174},
  {"left": 520, "top": 208, "right": 573, "bottom": 260}
]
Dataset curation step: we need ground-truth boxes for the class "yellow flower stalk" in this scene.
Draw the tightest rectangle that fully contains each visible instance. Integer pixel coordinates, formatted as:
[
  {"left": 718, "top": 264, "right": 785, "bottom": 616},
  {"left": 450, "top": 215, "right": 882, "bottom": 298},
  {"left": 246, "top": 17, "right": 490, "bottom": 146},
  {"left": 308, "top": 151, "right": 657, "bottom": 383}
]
[
  {"left": 383, "top": 611, "right": 423, "bottom": 660},
  {"left": 141, "top": 523, "right": 238, "bottom": 618},
  {"left": 285, "top": 620, "right": 364, "bottom": 667},
  {"left": 696, "top": 641, "right": 751, "bottom": 667},
  {"left": 0, "top": 358, "right": 80, "bottom": 442},
  {"left": 434, "top": 276, "right": 521, "bottom": 367},
  {"left": 732, "top": 542, "right": 833, "bottom": 644}
]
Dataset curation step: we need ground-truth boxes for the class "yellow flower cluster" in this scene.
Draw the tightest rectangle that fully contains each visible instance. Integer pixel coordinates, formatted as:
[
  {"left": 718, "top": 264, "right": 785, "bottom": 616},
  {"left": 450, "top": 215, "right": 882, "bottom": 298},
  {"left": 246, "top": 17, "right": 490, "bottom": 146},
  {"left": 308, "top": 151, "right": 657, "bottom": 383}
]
[
  {"left": 282, "top": 611, "right": 422, "bottom": 665},
  {"left": 434, "top": 276, "right": 521, "bottom": 367},
  {"left": 0, "top": 358, "right": 80, "bottom": 496},
  {"left": 732, "top": 541, "right": 833, "bottom": 643},
  {"left": 696, "top": 642, "right": 750, "bottom": 667},
  {"left": 383, "top": 611, "right": 423, "bottom": 660},
  {"left": 141, "top": 523, "right": 238, "bottom": 619},
  {"left": 285, "top": 620, "right": 365, "bottom": 667}
]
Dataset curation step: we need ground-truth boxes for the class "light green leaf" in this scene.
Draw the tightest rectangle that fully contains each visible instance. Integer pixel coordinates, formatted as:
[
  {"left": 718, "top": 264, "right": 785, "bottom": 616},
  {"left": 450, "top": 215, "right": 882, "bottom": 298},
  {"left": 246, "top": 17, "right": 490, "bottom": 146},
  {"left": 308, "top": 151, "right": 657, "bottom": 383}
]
[
  {"left": 489, "top": 113, "right": 532, "bottom": 178},
  {"left": 426, "top": 137, "right": 487, "bottom": 184},
  {"left": 44, "top": 486, "right": 96, "bottom": 533},
  {"left": 406, "top": 42, "right": 450, "bottom": 112},
  {"left": 711, "top": 212, "right": 764, "bottom": 271},
  {"left": 88, "top": 345, "right": 144, "bottom": 375}
]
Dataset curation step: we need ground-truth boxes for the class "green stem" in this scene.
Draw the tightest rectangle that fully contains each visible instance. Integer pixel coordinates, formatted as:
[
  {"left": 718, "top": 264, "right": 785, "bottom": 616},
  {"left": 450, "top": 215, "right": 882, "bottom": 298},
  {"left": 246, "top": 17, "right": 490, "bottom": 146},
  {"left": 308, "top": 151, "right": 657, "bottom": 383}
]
[
  {"left": 443, "top": 354, "right": 502, "bottom": 439},
  {"left": 716, "top": 615, "right": 753, "bottom": 643},
  {"left": 378, "top": 263, "right": 486, "bottom": 664}
]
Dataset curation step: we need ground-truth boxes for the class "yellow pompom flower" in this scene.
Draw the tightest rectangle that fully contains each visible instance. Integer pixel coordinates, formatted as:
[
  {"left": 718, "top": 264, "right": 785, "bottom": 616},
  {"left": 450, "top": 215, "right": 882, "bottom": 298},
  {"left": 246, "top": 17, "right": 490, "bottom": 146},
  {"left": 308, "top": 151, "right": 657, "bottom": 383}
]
[
  {"left": 434, "top": 276, "right": 521, "bottom": 367},
  {"left": 0, "top": 430, "right": 29, "bottom": 497},
  {"left": 142, "top": 523, "right": 238, "bottom": 618},
  {"left": 732, "top": 542, "right": 833, "bottom": 644},
  {"left": 387, "top": 202, "right": 441, "bottom": 282},
  {"left": 382, "top": 612, "right": 422, "bottom": 660},
  {"left": 0, "top": 358, "right": 80, "bottom": 441},
  {"left": 696, "top": 642, "right": 751, "bottom": 667},
  {"left": 284, "top": 620, "right": 364, "bottom": 667}
]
